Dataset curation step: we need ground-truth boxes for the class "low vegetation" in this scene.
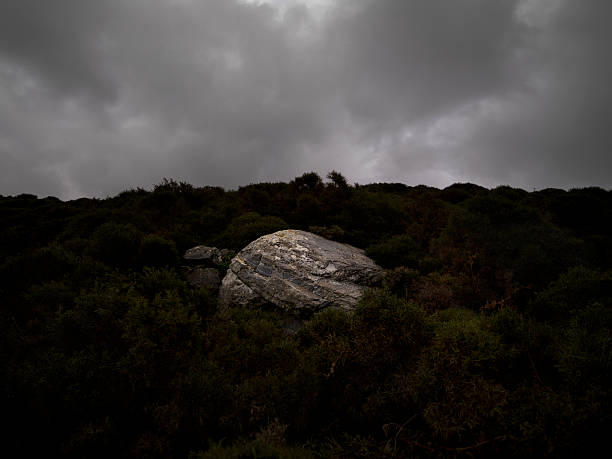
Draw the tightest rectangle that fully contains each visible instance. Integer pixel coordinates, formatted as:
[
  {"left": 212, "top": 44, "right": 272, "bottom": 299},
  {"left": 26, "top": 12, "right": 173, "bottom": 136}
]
[{"left": 1, "top": 173, "right": 610, "bottom": 457}]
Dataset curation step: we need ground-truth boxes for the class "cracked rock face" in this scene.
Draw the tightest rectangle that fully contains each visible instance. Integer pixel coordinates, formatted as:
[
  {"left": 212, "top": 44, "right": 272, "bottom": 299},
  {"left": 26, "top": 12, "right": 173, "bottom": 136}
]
[{"left": 219, "top": 229, "right": 383, "bottom": 316}]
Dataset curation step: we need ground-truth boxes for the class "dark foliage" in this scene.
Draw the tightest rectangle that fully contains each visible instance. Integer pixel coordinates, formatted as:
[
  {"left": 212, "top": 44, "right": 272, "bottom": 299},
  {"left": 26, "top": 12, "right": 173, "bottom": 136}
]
[{"left": 1, "top": 174, "right": 610, "bottom": 457}]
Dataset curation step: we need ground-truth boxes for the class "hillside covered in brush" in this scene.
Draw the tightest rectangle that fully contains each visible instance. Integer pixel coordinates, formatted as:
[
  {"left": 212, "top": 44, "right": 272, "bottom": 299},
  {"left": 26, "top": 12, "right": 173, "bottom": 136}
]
[{"left": 1, "top": 172, "right": 611, "bottom": 457}]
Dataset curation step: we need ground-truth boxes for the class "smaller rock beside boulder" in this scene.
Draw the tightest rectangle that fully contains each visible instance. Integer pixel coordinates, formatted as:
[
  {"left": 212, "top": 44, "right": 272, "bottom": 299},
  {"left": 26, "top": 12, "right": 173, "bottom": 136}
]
[
  {"left": 183, "top": 266, "right": 221, "bottom": 290},
  {"left": 182, "top": 245, "right": 232, "bottom": 290},
  {"left": 184, "top": 246, "right": 232, "bottom": 265}
]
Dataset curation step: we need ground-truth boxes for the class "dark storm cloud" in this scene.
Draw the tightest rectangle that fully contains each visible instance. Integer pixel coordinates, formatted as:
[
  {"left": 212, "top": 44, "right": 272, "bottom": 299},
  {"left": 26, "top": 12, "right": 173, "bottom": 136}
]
[
  {"left": 329, "top": 0, "right": 524, "bottom": 125},
  {"left": 0, "top": 0, "right": 117, "bottom": 101},
  {"left": 0, "top": 0, "right": 610, "bottom": 198},
  {"left": 454, "top": 0, "right": 612, "bottom": 189}
]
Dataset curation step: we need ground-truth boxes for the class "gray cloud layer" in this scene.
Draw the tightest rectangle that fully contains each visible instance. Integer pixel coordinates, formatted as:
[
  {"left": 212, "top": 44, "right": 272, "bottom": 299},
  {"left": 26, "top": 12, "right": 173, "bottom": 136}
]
[{"left": 0, "top": 0, "right": 610, "bottom": 198}]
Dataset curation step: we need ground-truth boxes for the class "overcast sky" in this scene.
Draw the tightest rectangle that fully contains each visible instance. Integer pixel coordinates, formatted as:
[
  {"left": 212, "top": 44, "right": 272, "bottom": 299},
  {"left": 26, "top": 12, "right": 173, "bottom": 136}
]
[{"left": 1, "top": 0, "right": 610, "bottom": 199}]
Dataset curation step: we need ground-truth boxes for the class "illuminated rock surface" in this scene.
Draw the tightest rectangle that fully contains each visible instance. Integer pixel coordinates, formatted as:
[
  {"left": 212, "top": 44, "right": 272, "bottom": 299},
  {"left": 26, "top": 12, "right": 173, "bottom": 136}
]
[{"left": 219, "top": 229, "right": 383, "bottom": 316}]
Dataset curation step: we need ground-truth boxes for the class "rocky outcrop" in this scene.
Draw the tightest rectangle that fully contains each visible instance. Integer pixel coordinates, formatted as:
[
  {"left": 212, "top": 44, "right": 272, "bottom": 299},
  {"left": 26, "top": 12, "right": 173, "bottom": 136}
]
[
  {"left": 219, "top": 229, "right": 383, "bottom": 316},
  {"left": 182, "top": 245, "right": 231, "bottom": 290},
  {"left": 184, "top": 266, "right": 221, "bottom": 290},
  {"left": 184, "top": 246, "right": 232, "bottom": 265}
]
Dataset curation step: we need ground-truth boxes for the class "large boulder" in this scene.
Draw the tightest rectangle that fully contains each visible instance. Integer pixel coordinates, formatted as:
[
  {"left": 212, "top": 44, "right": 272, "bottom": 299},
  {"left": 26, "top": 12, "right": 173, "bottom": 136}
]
[{"left": 219, "top": 229, "right": 383, "bottom": 316}]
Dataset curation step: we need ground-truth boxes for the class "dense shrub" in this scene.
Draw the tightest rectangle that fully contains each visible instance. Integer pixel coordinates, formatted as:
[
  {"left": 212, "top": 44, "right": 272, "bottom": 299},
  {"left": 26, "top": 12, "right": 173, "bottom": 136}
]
[
  {"left": 139, "top": 234, "right": 179, "bottom": 268},
  {"left": 89, "top": 222, "right": 143, "bottom": 269},
  {"left": 216, "top": 212, "right": 288, "bottom": 249},
  {"left": 366, "top": 234, "right": 423, "bottom": 269},
  {"left": 529, "top": 266, "right": 612, "bottom": 321}
]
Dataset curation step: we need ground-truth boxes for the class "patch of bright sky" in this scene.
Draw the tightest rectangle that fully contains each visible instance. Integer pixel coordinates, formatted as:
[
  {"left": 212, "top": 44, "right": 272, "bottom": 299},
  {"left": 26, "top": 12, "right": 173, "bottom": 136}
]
[
  {"left": 240, "top": 0, "right": 335, "bottom": 21},
  {"left": 515, "top": 0, "right": 564, "bottom": 27},
  {"left": 0, "top": 62, "right": 43, "bottom": 98}
]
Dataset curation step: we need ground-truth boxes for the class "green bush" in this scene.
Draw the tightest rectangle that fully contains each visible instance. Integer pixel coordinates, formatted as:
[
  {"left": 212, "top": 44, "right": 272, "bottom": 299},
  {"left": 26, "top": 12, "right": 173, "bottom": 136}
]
[
  {"left": 557, "top": 304, "right": 612, "bottom": 390},
  {"left": 405, "top": 309, "right": 510, "bottom": 444},
  {"left": 365, "top": 234, "right": 423, "bottom": 269},
  {"left": 530, "top": 266, "right": 612, "bottom": 321},
  {"left": 0, "top": 244, "right": 78, "bottom": 292},
  {"left": 216, "top": 212, "right": 287, "bottom": 249},
  {"left": 139, "top": 234, "right": 178, "bottom": 267},
  {"left": 89, "top": 222, "right": 143, "bottom": 268}
]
